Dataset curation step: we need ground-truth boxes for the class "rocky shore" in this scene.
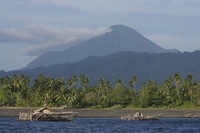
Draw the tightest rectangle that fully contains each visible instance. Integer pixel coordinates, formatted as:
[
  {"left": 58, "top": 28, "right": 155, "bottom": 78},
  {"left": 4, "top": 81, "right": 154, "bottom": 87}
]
[{"left": 1, "top": 107, "right": 200, "bottom": 118}]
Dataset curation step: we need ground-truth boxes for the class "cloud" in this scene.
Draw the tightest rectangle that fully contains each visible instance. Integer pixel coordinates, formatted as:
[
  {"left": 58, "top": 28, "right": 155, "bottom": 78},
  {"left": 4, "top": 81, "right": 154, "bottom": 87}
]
[
  {"left": 28, "top": 0, "right": 200, "bottom": 16},
  {"left": 147, "top": 34, "right": 200, "bottom": 52},
  {"left": 0, "top": 25, "right": 111, "bottom": 56}
]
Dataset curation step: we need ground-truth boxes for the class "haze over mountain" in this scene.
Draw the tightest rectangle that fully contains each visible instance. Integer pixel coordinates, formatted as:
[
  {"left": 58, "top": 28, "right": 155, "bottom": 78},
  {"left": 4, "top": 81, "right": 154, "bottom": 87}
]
[
  {"left": 1, "top": 51, "right": 200, "bottom": 87},
  {"left": 25, "top": 25, "right": 179, "bottom": 69}
]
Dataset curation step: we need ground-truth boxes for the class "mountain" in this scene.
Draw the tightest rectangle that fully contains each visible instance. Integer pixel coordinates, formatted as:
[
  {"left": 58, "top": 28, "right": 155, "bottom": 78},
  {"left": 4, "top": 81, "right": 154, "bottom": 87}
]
[
  {"left": 2, "top": 51, "right": 200, "bottom": 87},
  {"left": 25, "top": 25, "right": 179, "bottom": 69}
]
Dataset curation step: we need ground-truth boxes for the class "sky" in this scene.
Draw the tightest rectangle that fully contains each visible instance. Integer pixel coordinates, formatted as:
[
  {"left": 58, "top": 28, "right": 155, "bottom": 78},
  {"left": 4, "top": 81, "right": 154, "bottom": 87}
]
[{"left": 0, "top": 0, "right": 200, "bottom": 71}]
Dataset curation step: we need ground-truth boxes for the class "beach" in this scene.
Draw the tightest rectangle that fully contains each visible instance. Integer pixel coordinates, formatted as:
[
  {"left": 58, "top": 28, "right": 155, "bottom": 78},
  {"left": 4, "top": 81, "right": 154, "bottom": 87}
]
[{"left": 1, "top": 107, "right": 200, "bottom": 118}]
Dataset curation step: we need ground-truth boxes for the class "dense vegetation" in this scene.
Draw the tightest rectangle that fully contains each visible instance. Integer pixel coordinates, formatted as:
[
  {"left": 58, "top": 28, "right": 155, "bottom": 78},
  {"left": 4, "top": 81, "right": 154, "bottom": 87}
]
[
  {"left": 1, "top": 51, "right": 200, "bottom": 88},
  {"left": 0, "top": 73, "right": 200, "bottom": 109}
]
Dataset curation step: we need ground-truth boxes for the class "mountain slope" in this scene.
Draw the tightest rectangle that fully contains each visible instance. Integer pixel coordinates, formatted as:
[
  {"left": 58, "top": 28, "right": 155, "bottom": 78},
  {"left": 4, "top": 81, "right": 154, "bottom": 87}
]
[
  {"left": 25, "top": 25, "right": 179, "bottom": 69},
  {"left": 2, "top": 51, "right": 200, "bottom": 87}
]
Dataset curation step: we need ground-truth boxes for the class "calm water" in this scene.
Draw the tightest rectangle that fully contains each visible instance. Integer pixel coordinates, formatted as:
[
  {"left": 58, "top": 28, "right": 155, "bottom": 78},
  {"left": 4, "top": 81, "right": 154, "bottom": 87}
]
[{"left": 0, "top": 117, "right": 200, "bottom": 133}]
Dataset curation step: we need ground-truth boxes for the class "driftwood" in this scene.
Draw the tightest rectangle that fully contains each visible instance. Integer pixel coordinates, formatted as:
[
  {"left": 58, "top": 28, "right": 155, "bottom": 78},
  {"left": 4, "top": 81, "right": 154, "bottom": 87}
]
[
  {"left": 121, "top": 112, "right": 162, "bottom": 120},
  {"left": 184, "top": 111, "right": 200, "bottom": 118}
]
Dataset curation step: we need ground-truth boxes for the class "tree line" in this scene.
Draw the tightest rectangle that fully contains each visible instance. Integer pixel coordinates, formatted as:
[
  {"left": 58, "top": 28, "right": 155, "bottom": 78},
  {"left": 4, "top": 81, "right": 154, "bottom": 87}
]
[{"left": 0, "top": 73, "right": 200, "bottom": 109}]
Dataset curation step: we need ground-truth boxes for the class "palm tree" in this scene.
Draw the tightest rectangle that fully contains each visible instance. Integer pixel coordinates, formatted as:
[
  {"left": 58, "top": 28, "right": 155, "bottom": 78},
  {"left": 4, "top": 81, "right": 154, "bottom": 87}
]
[
  {"left": 161, "top": 77, "right": 173, "bottom": 105},
  {"left": 173, "top": 73, "right": 182, "bottom": 102},
  {"left": 67, "top": 75, "right": 78, "bottom": 89},
  {"left": 32, "top": 74, "right": 49, "bottom": 106},
  {"left": 129, "top": 76, "right": 138, "bottom": 97},
  {"left": 184, "top": 74, "right": 195, "bottom": 103},
  {"left": 55, "top": 85, "right": 68, "bottom": 106},
  {"left": 0, "top": 76, "right": 15, "bottom": 106},
  {"left": 13, "top": 74, "right": 21, "bottom": 92},
  {"left": 96, "top": 77, "right": 112, "bottom": 107},
  {"left": 80, "top": 74, "right": 90, "bottom": 90},
  {"left": 47, "top": 78, "right": 59, "bottom": 106},
  {"left": 67, "top": 89, "right": 78, "bottom": 108},
  {"left": 193, "top": 82, "right": 200, "bottom": 105}
]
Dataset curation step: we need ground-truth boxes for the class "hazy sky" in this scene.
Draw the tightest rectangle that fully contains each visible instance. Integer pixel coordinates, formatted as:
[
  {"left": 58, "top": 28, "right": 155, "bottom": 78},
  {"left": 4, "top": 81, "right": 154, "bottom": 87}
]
[{"left": 0, "top": 0, "right": 200, "bottom": 71}]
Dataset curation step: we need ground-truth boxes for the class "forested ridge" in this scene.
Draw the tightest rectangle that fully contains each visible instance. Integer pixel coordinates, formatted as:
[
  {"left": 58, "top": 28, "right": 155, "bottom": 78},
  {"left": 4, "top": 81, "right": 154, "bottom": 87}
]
[
  {"left": 1, "top": 51, "right": 200, "bottom": 87},
  {"left": 0, "top": 73, "right": 200, "bottom": 109},
  {"left": 25, "top": 24, "right": 178, "bottom": 69}
]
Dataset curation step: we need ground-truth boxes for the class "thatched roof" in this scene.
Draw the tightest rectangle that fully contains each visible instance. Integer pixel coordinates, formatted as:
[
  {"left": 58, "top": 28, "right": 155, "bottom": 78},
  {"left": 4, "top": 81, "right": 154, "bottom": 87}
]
[{"left": 34, "top": 107, "right": 48, "bottom": 113}]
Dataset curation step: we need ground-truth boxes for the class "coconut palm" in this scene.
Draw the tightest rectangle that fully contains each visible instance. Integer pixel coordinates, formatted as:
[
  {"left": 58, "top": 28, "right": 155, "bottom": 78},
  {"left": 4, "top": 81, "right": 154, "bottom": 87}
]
[
  {"left": 173, "top": 73, "right": 182, "bottom": 102},
  {"left": 160, "top": 77, "right": 175, "bottom": 106},
  {"left": 54, "top": 85, "right": 68, "bottom": 106},
  {"left": 32, "top": 74, "right": 50, "bottom": 106},
  {"left": 183, "top": 74, "right": 195, "bottom": 103},
  {"left": 67, "top": 89, "right": 78, "bottom": 108},
  {"left": 193, "top": 82, "right": 200, "bottom": 105},
  {"left": 129, "top": 76, "right": 138, "bottom": 97},
  {"left": 80, "top": 74, "right": 90, "bottom": 90},
  {"left": 96, "top": 77, "right": 112, "bottom": 107},
  {"left": 67, "top": 75, "right": 78, "bottom": 89},
  {"left": 0, "top": 76, "right": 15, "bottom": 106}
]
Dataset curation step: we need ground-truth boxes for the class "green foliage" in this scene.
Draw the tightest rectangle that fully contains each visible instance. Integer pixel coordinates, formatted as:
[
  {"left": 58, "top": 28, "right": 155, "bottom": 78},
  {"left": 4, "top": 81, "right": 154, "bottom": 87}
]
[
  {"left": 111, "top": 104, "right": 123, "bottom": 109},
  {"left": 91, "top": 105, "right": 103, "bottom": 109},
  {"left": 111, "top": 82, "right": 130, "bottom": 106},
  {"left": 139, "top": 80, "right": 161, "bottom": 108},
  {"left": 1, "top": 73, "right": 200, "bottom": 109}
]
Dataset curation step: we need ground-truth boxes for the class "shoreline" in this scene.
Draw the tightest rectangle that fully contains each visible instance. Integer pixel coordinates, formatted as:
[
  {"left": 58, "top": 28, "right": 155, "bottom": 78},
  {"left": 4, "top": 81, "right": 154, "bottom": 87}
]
[{"left": 0, "top": 107, "right": 200, "bottom": 118}]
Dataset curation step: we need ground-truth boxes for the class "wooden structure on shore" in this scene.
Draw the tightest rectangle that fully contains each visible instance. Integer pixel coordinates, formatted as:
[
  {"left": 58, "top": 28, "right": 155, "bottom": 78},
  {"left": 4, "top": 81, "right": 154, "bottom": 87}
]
[
  {"left": 121, "top": 112, "right": 162, "bottom": 120},
  {"left": 19, "top": 107, "right": 78, "bottom": 122},
  {"left": 19, "top": 112, "right": 33, "bottom": 121}
]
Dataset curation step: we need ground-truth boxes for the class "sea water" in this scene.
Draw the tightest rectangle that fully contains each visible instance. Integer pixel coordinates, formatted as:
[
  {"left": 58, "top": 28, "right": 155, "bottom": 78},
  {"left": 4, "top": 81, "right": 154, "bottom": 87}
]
[{"left": 0, "top": 117, "right": 200, "bottom": 133}]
